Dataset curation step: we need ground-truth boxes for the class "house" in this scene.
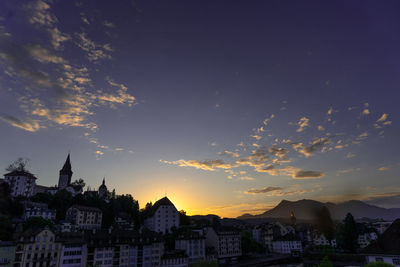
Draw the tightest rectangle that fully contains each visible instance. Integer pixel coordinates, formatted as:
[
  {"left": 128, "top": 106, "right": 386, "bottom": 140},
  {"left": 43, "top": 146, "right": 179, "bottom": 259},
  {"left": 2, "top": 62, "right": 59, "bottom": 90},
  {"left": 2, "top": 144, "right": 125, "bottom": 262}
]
[
  {"left": 363, "top": 219, "right": 400, "bottom": 267},
  {"left": 14, "top": 227, "right": 61, "bottom": 267},
  {"left": 272, "top": 234, "right": 302, "bottom": 255},
  {"left": 358, "top": 231, "right": 378, "bottom": 249},
  {"left": 313, "top": 233, "right": 337, "bottom": 247},
  {"left": 23, "top": 206, "right": 56, "bottom": 221},
  {"left": 161, "top": 250, "right": 189, "bottom": 267},
  {"left": 144, "top": 197, "right": 180, "bottom": 234},
  {"left": 175, "top": 229, "right": 206, "bottom": 264},
  {"left": 4, "top": 170, "right": 37, "bottom": 198},
  {"left": 0, "top": 241, "right": 15, "bottom": 267},
  {"left": 205, "top": 227, "right": 241, "bottom": 264},
  {"left": 66, "top": 205, "right": 102, "bottom": 230}
]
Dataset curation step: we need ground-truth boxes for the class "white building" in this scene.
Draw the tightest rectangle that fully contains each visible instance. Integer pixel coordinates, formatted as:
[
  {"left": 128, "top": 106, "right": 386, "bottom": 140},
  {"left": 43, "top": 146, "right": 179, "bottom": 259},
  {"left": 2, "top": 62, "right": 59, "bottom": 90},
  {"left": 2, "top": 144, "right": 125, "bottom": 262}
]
[
  {"left": 175, "top": 229, "right": 206, "bottom": 264},
  {"left": 364, "top": 219, "right": 400, "bottom": 267},
  {"left": 58, "top": 234, "right": 87, "bottom": 267},
  {"left": 161, "top": 250, "right": 189, "bottom": 267},
  {"left": 66, "top": 205, "right": 102, "bottom": 230},
  {"left": 205, "top": 227, "right": 241, "bottom": 264},
  {"left": 358, "top": 232, "right": 378, "bottom": 249},
  {"left": 272, "top": 237, "right": 302, "bottom": 255},
  {"left": 313, "top": 233, "right": 337, "bottom": 247},
  {"left": 144, "top": 197, "right": 180, "bottom": 234},
  {"left": 4, "top": 170, "right": 37, "bottom": 198},
  {"left": 23, "top": 206, "right": 56, "bottom": 221}
]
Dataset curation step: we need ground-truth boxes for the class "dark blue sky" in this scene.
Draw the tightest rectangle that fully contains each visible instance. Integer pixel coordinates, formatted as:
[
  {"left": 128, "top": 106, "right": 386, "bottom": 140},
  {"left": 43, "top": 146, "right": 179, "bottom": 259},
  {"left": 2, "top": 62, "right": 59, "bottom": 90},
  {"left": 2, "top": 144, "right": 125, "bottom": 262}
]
[{"left": 0, "top": 0, "right": 399, "bottom": 217}]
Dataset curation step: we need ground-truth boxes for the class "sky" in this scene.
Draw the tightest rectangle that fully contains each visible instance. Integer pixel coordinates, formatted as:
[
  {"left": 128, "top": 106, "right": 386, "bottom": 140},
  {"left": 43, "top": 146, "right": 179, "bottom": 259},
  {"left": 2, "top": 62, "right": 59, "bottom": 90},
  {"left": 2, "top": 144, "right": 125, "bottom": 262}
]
[{"left": 0, "top": 0, "right": 399, "bottom": 218}]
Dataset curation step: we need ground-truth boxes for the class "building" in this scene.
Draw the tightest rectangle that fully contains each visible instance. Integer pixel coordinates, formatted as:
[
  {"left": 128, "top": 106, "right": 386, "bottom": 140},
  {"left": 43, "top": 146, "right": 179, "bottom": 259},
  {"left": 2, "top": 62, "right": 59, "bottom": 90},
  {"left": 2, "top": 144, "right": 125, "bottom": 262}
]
[
  {"left": 205, "top": 227, "right": 241, "bottom": 264},
  {"left": 98, "top": 178, "right": 108, "bottom": 198},
  {"left": 175, "top": 229, "right": 206, "bottom": 264},
  {"left": 161, "top": 250, "right": 189, "bottom": 267},
  {"left": 58, "top": 233, "right": 87, "bottom": 267},
  {"left": 144, "top": 197, "right": 180, "bottom": 234},
  {"left": 358, "top": 231, "right": 378, "bottom": 249},
  {"left": 23, "top": 206, "right": 56, "bottom": 221},
  {"left": 57, "top": 154, "right": 83, "bottom": 197},
  {"left": 272, "top": 235, "right": 302, "bottom": 255},
  {"left": 0, "top": 241, "right": 15, "bottom": 267},
  {"left": 363, "top": 219, "right": 400, "bottom": 267},
  {"left": 312, "top": 233, "right": 337, "bottom": 247},
  {"left": 85, "top": 228, "right": 164, "bottom": 267},
  {"left": 4, "top": 170, "right": 37, "bottom": 198},
  {"left": 66, "top": 205, "right": 102, "bottom": 230},
  {"left": 14, "top": 227, "right": 61, "bottom": 267}
]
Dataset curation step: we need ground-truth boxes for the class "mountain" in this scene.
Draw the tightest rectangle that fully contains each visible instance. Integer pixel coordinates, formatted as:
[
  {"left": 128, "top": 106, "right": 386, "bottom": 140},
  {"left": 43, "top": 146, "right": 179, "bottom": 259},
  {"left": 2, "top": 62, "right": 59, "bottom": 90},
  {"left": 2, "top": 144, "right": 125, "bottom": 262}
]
[{"left": 237, "top": 199, "right": 400, "bottom": 221}]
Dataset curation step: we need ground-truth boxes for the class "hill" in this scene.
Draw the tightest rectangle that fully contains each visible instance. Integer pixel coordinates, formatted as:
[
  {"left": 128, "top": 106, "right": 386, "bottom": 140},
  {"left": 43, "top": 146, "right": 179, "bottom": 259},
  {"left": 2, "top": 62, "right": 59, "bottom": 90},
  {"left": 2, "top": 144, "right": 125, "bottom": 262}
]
[{"left": 237, "top": 199, "right": 400, "bottom": 221}]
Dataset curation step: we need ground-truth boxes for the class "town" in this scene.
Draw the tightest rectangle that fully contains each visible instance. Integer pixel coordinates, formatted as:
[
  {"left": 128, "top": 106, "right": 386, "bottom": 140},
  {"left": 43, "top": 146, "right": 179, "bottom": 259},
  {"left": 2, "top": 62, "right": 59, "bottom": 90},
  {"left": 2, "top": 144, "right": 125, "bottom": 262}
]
[{"left": 0, "top": 155, "right": 398, "bottom": 267}]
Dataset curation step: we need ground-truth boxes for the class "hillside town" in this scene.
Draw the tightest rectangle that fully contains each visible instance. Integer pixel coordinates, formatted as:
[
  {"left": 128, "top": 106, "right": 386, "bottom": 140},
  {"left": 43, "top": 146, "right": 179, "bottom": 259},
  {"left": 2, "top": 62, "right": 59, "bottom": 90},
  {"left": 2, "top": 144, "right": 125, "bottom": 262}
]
[{"left": 0, "top": 155, "right": 399, "bottom": 267}]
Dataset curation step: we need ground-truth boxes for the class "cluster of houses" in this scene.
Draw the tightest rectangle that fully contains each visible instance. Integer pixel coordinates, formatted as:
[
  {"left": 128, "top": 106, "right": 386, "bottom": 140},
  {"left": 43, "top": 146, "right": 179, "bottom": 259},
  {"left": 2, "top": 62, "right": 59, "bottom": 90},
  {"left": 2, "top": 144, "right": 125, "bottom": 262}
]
[{"left": 0, "top": 155, "right": 242, "bottom": 267}]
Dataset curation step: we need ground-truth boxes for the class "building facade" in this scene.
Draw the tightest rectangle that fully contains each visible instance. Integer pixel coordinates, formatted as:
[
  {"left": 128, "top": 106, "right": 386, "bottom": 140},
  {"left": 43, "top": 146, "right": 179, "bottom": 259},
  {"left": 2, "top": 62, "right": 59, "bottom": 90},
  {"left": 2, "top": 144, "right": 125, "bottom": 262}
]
[
  {"left": 4, "top": 170, "right": 37, "bottom": 198},
  {"left": 66, "top": 205, "right": 102, "bottom": 230},
  {"left": 144, "top": 197, "right": 180, "bottom": 234}
]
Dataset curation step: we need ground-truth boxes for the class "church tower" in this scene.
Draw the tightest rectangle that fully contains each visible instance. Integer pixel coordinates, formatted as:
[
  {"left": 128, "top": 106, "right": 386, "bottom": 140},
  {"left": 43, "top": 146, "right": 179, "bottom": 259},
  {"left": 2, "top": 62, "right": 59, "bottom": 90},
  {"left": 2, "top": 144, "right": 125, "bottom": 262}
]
[
  {"left": 58, "top": 153, "right": 73, "bottom": 189},
  {"left": 98, "top": 177, "right": 108, "bottom": 198}
]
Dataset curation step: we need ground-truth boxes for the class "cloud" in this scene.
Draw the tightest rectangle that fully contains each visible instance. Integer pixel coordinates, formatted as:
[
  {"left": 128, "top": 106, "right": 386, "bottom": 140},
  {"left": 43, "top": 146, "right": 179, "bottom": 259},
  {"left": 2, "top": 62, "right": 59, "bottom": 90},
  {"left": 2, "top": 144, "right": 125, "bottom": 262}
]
[
  {"left": 245, "top": 186, "right": 283, "bottom": 194},
  {"left": 337, "top": 167, "right": 361, "bottom": 175},
  {"left": 362, "top": 108, "right": 370, "bottom": 115},
  {"left": 296, "top": 117, "right": 310, "bottom": 132},
  {"left": 268, "top": 147, "right": 288, "bottom": 159},
  {"left": 0, "top": 113, "right": 41, "bottom": 132},
  {"left": 263, "top": 114, "right": 275, "bottom": 126},
  {"left": 377, "top": 113, "right": 388, "bottom": 122},
  {"left": 378, "top": 166, "right": 389, "bottom": 171},
  {"left": 103, "top": 21, "right": 115, "bottom": 28},
  {"left": 317, "top": 125, "right": 325, "bottom": 131},
  {"left": 239, "top": 176, "right": 255, "bottom": 181},
  {"left": 75, "top": 32, "right": 112, "bottom": 62},
  {"left": 161, "top": 159, "right": 233, "bottom": 171},
  {"left": 292, "top": 137, "right": 331, "bottom": 157},
  {"left": 327, "top": 107, "right": 334, "bottom": 115},
  {"left": 346, "top": 152, "right": 356, "bottom": 158},
  {"left": 293, "top": 170, "right": 325, "bottom": 179},
  {"left": 26, "top": 0, "right": 57, "bottom": 27},
  {"left": 218, "top": 150, "right": 239, "bottom": 158}
]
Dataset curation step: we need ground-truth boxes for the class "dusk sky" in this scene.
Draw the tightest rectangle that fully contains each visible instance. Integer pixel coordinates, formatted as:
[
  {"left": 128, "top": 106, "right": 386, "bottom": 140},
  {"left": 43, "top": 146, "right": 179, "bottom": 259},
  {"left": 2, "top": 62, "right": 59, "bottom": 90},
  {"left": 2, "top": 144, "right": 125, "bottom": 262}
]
[{"left": 0, "top": 0, "right": 399, "bottom": 218}]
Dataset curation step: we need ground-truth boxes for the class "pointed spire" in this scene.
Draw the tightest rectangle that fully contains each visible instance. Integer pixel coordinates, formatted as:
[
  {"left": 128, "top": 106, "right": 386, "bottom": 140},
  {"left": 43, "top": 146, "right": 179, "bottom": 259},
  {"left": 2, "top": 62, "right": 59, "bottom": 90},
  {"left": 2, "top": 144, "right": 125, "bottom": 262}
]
[
  {"left": 61, "top": 153, "right": 72, "bottom": 172},
  {"left": 102, "top": 177, "right": 105, "bottom": 186}
]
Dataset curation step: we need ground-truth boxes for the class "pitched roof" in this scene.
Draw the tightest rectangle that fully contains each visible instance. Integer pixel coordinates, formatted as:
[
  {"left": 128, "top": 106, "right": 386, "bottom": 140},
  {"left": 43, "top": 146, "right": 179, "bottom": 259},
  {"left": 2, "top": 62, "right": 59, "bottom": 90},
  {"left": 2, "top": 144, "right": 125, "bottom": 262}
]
[
  {"left": 4, "top": 170, "right": 37, "bottom": 179},
  {"left": 363, "top": 219, "right": 400, "bottom": 255},
  {"left": 147, "top": 197, "right": 176, "bottom": 217},
  {"left": 69, "top": 205, "right": 102, "bottom": 213}
]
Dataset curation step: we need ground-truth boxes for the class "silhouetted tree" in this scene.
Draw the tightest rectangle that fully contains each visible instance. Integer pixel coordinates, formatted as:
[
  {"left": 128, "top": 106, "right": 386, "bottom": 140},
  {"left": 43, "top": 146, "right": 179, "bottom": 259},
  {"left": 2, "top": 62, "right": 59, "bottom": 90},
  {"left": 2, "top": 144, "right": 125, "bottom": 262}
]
[
  {"left": 179, "top": 210, "right": 191, "bottom": 225},
  {"left": 71, "top": 178, "right": 86, "bottom": 188},
  {"left": 6, "top": 157, "right": 30, "bottom": 172},
  {"left": 0, "top": 214, "right": 13, "bottom": 240},
  {"left": 318, "top": 256, "right": 333, "bottom": 267},
  {"left": 340, "top": 213, "right": 358, "bottom": 253},
  {"left": 23, "top": 217, "right": 55, "bottom": 231},
  {"left": 49, "top": 190, "right": 73, "bottom": 221},
  {"left": 30, "top": 192, "right": 52, "bottom": 204},
  {"left": 316, "top": 206, "right": 335, "bottom": 241},
  {"left": 241, "top": 230, "right": 265, "bottom": 255}
]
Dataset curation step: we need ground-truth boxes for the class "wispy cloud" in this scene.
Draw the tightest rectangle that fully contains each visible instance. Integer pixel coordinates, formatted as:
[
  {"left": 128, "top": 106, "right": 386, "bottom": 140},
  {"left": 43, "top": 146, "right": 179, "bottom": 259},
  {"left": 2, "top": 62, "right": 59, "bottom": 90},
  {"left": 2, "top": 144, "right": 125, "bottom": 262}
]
[
  {"left": 0, "top": 114, "right": 40, "bottom": 132},
  {"left": 161, "top": 159, "right": 233, "bottom": 171},
  {"left": 245, "top": 186, "right": 283, "bottom": 194}
]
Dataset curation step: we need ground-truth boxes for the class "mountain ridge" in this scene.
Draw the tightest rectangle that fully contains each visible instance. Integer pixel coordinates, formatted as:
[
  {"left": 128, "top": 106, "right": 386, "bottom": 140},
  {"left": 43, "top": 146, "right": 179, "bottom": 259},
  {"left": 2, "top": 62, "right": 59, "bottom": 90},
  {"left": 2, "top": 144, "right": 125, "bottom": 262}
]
[{"left": 237, "top": 199, "right": 400, "bottom": 221}]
